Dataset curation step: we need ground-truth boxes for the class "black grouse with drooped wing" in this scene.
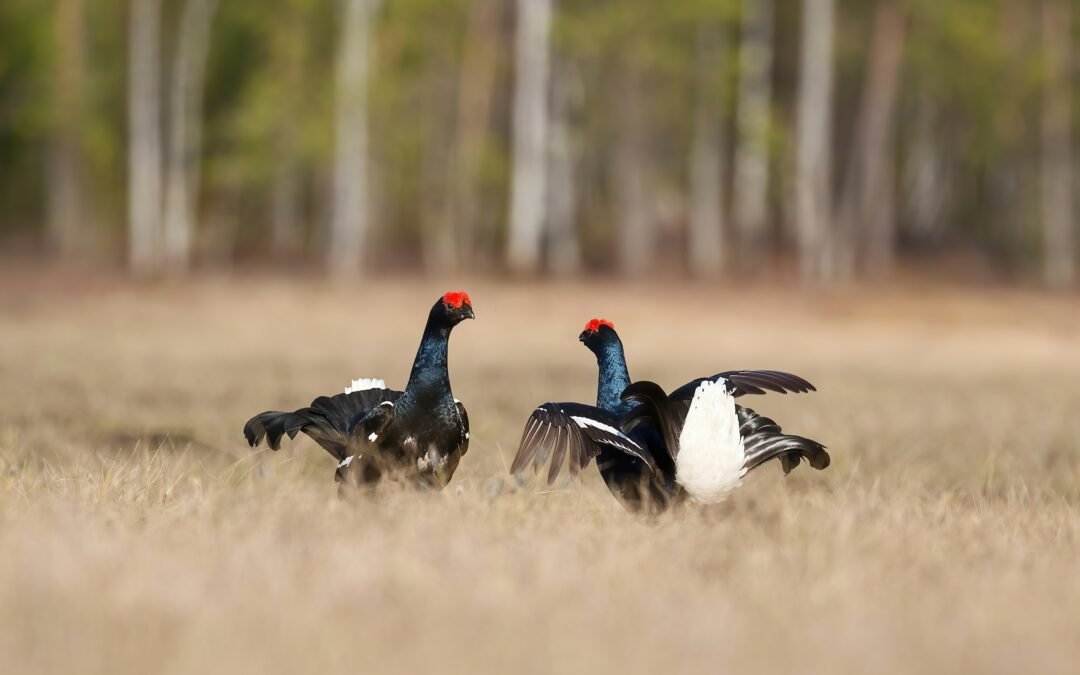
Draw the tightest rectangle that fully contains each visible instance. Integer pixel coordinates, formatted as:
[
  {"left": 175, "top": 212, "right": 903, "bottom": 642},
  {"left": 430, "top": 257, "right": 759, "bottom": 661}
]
[
  {"left": 244, "top": 291, "right": 474, "bottom": 490},
  {"left": 510, "top": 319, "right": 829, "bottom": 511}
]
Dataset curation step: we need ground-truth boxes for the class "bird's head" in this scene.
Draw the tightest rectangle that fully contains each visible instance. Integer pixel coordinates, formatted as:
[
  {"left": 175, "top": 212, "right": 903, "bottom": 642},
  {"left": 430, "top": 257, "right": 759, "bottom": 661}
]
[
  {"left": 579, "top": 318, "right": 618, "bottom": 353},
  {"left": 434, "top": 290, "right": 475, "bottom": 325}
]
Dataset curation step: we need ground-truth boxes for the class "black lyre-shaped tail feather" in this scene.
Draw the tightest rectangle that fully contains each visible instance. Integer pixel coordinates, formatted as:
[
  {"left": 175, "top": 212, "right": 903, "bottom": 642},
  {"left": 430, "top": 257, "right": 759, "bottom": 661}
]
[
  {"left": 621, "top": 379, "right": 829, "bottom": 478},
  {"left": 243, "top": 388, "right": 402, "bottom": 461},
  {"left": 737, "top": 405, "right": 830, "bottom": 475}
]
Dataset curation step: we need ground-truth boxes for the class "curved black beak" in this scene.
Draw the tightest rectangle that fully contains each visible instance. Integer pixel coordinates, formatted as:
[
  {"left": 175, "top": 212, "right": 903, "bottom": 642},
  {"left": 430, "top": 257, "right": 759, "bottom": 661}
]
[
  {"left": 578, "top": 330, "right": 591, "bottom": 342},
  {"left": 463, "top": 305, "right": 475, "bottom": 320}
]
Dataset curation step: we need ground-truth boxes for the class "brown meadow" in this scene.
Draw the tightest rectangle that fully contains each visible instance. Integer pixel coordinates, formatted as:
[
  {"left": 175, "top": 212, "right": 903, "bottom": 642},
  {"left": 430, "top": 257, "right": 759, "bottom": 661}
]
[{"left": 1, "top": 273, "right": 1078, "bottom": 674}]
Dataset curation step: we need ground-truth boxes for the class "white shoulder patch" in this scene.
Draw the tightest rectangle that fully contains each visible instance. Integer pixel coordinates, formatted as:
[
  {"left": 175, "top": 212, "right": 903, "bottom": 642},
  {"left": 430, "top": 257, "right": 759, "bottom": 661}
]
[
  {"left": 675, "top": 380, "right": 747, "bottom": 503},
  {"left": 338, "top": 455, "right": 355, "bottom": 469},
  {"left": 345, "top": 378, "right": 386, "bottom": 394}
]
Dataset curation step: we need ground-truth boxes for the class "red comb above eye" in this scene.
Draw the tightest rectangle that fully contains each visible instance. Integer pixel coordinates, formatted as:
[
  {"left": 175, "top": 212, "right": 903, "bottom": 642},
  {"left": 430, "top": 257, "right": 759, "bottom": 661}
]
[
  {"left": 442, "top": 291, "right": 472, "bottom": 308},
  {"left": 584, "top": 318, "right": 615, "bottom": 332}
]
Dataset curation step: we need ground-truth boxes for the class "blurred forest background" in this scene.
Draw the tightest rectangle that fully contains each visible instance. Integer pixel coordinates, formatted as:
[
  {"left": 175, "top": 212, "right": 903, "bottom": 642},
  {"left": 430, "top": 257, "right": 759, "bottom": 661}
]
[{"left": 1, "top": 0, "right": 1077, "bottom": 285}]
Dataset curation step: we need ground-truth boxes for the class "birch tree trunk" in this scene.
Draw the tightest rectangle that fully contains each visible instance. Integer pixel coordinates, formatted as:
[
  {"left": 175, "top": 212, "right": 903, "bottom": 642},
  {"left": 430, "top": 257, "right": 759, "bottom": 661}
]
[
  {"left": 547, "top": 55, "right": 581, "bottom": 277},
  {"left": 990, "top": 0, "right": 1034, "bottom": 260},
  {"left": 507, "top": 0, "right": 552, "bottom": 274},
  {"left": 614, "top": 76, "right": 651, "bottom": 275},
  {"left": 163, "top": 0, "right": 220, "bottom": 272},
  {"left": 452, "top": 0, "right": 503, "bottom": 271},
  {"left": 47, "top": 0, "right": 85, "bottom": 257},
  {"left": 794, "top": 0, "right": 835, "bottom": 281},
  {"left": 329, "top": 0, "right": 379, "bottom": 276},
  {"left": 733, "top": 0, "right": 774, "bottom": 264},
  {"left": 271, "top": 142, "right": 303, "bottom": 258},
  {"left": 128, "top": 0, "right": 164, "bottom": 274},
  {"left": 836, "top": 0, "right": 906, "bottom": 278},
  {"left": 688, "top": 28, "right": 727, "bottom": 278},
  {"left": 271, "top": 0, "right": 308, "bottom": 258},
  {"left": 1040, "top": 0, "right": 1075, "bottom": 288},
  {"left": 420, "top": 67, "right": 455, "bottom": 274},
  {"left": 903, "top": 100, "right": 948, "bottom": 242}
]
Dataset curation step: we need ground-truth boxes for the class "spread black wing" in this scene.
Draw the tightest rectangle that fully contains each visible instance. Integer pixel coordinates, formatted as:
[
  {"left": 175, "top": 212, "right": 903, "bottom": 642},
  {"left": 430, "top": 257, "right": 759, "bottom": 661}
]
[
  {"left": 668, "top": 370, "right": 816, "bottom": 402},
  {"left": 510, "top": 402, "right": 656, "bottom": 485},
  {"left": 243, "top": 387, "right": 403, "bottom": 461}
]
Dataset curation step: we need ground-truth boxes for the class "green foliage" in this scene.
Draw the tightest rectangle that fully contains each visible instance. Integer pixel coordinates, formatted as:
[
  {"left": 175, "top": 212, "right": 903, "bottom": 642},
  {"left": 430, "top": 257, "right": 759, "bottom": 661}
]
[
  {"left": 0, "top": 0, "right": 52, "bottom": 230},
  {"left": 0, "top": 0, "right": 1071, "bottom": 275}
]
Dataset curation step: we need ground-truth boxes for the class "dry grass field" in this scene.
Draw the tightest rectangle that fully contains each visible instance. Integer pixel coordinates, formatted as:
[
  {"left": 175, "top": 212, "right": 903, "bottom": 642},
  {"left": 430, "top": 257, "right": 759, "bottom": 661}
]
[{"left": 1, "top": 269, "right": 1078, "bottom": 674}]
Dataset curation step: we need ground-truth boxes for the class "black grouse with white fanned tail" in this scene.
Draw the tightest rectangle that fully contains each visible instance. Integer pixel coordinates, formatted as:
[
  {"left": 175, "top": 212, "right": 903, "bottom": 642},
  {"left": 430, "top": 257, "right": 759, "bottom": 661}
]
[
  {"left": 244, "top": 291, "right": 474, "bottom": 490},
  {"left": 511, "top": 319, "right": 829, "bottom": 511}
]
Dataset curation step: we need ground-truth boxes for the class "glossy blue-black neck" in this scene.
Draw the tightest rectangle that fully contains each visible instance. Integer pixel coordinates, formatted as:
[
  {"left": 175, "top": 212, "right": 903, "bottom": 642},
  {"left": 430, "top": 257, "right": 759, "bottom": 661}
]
[
  {"left": 403, "top": 305, "right": 456, "bottom": 408},
  {"left": 589, "top": 333, "right": 632, "bottom": 415}
]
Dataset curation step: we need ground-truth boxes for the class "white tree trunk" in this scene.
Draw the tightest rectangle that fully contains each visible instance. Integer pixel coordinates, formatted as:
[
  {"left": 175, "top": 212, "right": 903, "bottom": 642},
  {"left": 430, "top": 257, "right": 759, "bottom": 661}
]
[
  {"left": 451, "top": 0, "right": 502, "bottom": 271},
  {"left": 903, "top": 101, "right": 948, "bottom": 241},
  {"left": 507, "top": 0, "right": 552, "bottom": 274},
  {"left": 836, "top": 0, "right": 906, "bottom": 278},
  {"left": 271, "top": 0, "right": 307, "bottom": 258},
  {"left": 994, "top": 0, "right": 1035, "bottom": 257},
  {"left": 128, "top": 0, "right": 164, "bottom": 274},
  {"left": 330, "top": 0, "right": 379, "bottom": 276},
  {"left": 1041, "top": 0, "right": 1075, "bottom": 288},
  {"left": 163, "top": 0, "right": 220, "bottom": 272},
  {"left": 733, "top": 0, "right": 774, "bottom": 261},
  {"left": 271, "top": 158, "right": 302, "bottom": 258},
  {"left": 614, "top": 79, "right": 651, "bottom": 276},
  {"left": 794, "top": 0, "right": 835, "bottom": 280},
  {"left": 420, "top": 67, "right": 455, "bottom": 274},
  {"left": 688, "top": 29, "right": 727, "bottom": 278},
  {"left": 547, "top": 55, "right": 581, "bottom": 277},
  {"left": 47, "top": 0, "right": 85, "bottom": 258}
]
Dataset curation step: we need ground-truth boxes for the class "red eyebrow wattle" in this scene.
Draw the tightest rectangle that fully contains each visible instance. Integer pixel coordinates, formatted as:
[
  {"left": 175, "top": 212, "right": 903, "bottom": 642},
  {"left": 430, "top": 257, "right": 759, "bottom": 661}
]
[
  {"left": 584, "top": 318, "right": 615, "bottom": 332},
  {"left": 442, "top": 291, "right": 472, "bottom": 308}
]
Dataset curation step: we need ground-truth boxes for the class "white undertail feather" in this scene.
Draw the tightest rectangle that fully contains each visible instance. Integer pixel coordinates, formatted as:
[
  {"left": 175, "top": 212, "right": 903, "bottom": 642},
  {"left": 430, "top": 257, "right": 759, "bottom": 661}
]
[
  {"left": 675, "top": 379, "right": 747, "bottom": 503},
  {"left": 345, "top": 378, "right": 386, "bottom": 394}
]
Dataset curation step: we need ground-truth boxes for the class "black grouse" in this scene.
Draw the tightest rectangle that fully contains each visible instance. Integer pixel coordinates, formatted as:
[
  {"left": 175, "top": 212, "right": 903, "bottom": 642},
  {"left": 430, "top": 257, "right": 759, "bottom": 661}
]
[
  {"left": 511, "top": 318, "right": 829, "bottom": 511},
  {"left": 244, "top": 291, "right": 475, "bottom": 490}
]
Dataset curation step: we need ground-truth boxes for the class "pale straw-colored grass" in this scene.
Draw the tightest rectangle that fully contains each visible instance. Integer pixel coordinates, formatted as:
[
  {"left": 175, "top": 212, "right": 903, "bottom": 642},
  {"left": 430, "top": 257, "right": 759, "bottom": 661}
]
[{"left": 1, "top": 275, "right": 1078, "bottom": 674}]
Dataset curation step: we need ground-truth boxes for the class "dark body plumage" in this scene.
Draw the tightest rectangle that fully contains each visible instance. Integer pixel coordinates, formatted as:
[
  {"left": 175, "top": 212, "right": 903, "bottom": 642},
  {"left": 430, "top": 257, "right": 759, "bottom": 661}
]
[
  {"left": 244, "top": 292, "right": 474, "bottom": 490},
  {"left": 511, "top": 320, "right": 829, "bottom": 512}
]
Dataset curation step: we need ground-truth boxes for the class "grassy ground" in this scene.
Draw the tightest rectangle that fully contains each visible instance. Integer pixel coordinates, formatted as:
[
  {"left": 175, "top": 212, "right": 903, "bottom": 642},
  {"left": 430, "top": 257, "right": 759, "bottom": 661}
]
[{"left": 1, "top": 272, "right": 1078, "bottom": 674}]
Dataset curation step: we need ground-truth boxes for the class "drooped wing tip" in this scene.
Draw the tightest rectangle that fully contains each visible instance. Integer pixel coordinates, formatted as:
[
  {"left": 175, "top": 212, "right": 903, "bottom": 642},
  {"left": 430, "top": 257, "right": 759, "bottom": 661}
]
[
  {"left": 509, "top": 412, "right": 545, "bottom": 476},
  {"left": 768, "top": 370, "right": 817, "bottom": 393},
  {"left": 242, "top": 416, "right": 264, "bottom": 448}
]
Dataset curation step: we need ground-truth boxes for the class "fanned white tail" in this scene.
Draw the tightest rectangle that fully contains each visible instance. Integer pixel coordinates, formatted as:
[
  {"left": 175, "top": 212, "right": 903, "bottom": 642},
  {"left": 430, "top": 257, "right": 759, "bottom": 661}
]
[
  {"left": 675, "top": 379, "right": 747, "bottom": 503},
  {"left": 345, "top": 378, "right": 386, "bottom": 394}
]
